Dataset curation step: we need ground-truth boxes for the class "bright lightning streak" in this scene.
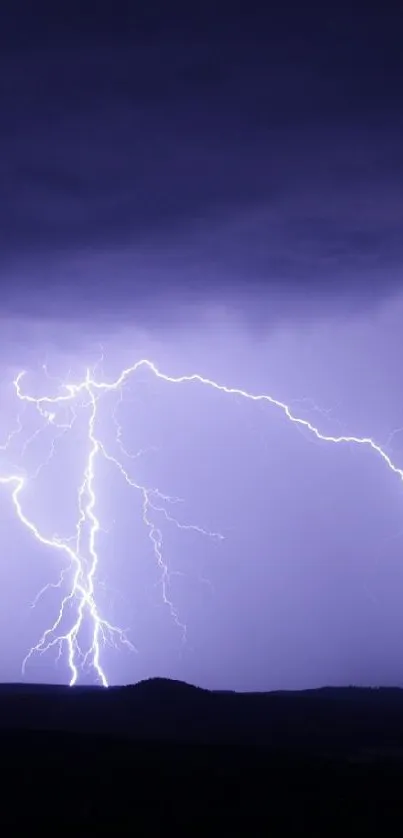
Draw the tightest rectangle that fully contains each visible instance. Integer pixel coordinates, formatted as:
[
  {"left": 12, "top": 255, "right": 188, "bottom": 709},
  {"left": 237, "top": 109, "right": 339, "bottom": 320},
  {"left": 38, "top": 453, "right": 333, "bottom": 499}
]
[{"left": 1, "top": 357, "right": 403, "bottom": 687}]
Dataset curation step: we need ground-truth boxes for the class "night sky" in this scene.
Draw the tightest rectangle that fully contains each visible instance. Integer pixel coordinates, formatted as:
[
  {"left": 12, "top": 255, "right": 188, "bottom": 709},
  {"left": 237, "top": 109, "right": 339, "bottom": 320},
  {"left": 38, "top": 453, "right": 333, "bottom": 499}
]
[{"left": 0, "top": 3, "right": 403, "bottom": 689}]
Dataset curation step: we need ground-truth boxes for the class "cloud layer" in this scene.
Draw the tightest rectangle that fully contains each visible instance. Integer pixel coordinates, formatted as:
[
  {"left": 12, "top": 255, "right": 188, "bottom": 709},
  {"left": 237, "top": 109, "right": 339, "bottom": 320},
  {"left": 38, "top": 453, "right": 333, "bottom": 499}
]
[{"left": 1, "top": 4, "right": 402, "bottom": 321}]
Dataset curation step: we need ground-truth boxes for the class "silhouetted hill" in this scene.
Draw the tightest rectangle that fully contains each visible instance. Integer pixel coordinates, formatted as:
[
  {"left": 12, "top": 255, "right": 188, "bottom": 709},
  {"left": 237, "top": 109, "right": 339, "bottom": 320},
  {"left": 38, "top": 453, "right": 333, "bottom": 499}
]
[
  {"left": 3, "top": 680, "right": 403, "bottom": 829},
  {"left": 2, "top": 678, "right": 403, "bottom": 758}
]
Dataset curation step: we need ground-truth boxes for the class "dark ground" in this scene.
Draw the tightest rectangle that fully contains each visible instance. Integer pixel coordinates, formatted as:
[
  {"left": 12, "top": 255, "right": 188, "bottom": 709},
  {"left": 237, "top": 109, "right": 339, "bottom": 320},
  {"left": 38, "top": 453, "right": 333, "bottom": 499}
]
[{"left": 2, "top": 679, "right": 403, "bottom": 830}]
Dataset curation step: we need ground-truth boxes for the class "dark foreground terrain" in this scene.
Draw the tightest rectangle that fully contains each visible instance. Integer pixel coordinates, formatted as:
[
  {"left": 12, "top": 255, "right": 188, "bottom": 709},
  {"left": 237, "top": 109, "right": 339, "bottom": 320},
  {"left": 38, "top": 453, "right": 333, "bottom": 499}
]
[{"left": 2, "top": 679, "right": 403, "bottom": 831}]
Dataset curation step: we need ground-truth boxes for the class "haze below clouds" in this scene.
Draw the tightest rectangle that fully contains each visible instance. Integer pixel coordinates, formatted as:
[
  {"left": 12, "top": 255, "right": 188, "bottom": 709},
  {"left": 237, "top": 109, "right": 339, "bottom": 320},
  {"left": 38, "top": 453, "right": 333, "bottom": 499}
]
[{"left": 1, "top": 289, "right": 403, "bottom": 689}]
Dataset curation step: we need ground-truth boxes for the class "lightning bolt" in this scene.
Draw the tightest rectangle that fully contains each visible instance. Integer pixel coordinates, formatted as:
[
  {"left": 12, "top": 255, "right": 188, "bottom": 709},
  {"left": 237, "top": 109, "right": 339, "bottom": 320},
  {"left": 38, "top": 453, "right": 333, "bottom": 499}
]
[{"left": 0, "top": 357, "right": 402, "bottom": 687}]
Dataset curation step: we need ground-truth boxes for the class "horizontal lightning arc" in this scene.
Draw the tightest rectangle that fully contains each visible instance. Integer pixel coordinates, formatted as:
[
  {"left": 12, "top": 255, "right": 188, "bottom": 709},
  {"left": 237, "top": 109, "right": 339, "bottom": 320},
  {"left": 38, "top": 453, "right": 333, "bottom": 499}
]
[
  {"left": 92, "top": 358, "right": 403, "bottom": 482},
  {"left": 0, "top": 357, "right": 402, "bottom": 688}
]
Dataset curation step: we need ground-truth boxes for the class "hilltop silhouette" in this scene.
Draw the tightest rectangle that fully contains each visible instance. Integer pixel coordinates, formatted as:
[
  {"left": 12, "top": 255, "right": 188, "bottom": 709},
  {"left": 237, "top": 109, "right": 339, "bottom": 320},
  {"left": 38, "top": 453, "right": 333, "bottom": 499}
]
[
  {"left": 2, "top": 678, "right": 403, "bottom": 829},
  {"left": 2, "top": 678, "right": 403, "bottom": 756}
]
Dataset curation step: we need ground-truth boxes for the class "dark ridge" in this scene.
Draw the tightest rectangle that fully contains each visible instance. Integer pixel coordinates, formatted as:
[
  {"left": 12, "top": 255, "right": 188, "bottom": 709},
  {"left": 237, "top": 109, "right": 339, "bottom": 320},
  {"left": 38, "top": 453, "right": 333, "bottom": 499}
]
[
  {"left": 2, "top": 679, "right": 403, "bottom": 828},
  {"left": 1, "top": 678, "right": 403, "bottom": 757},
  {"left": 131, "top": 676, "right": 209, "bottom": 694}
]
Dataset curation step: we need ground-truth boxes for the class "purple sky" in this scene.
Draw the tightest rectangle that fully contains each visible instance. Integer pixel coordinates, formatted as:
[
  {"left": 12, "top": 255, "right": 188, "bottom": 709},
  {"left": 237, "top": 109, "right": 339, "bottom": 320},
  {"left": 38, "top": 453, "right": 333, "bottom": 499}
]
[{"left": 0, "top": 3, "right": 403, "bottom": 690}]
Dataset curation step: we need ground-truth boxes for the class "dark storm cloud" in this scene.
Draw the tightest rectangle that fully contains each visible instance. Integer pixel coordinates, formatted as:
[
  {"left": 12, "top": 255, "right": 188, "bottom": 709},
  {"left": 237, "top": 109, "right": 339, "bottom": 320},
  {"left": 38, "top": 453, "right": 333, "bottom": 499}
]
[{"left": 0, "top": 3, "right": 402, "bottom": 318}]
